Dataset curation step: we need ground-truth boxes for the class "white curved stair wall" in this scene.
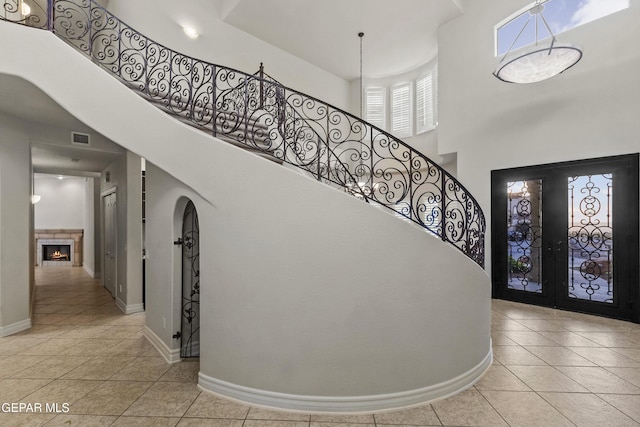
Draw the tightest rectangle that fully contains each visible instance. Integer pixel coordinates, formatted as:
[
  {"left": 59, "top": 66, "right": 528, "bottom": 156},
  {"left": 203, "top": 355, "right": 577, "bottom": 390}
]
[{"left": 0, "top": 22, "right": 491, "bottom": 412}]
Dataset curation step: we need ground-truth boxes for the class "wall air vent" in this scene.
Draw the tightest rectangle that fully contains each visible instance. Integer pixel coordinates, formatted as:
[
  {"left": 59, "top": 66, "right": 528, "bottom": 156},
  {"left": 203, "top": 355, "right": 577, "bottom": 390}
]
[{"left": 71, "top": 132, "right": 91, "bottom": 146}]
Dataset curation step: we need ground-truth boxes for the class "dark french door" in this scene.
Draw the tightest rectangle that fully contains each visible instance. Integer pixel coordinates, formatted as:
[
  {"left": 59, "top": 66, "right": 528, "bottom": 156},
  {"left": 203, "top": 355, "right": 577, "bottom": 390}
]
[{"left": 492, "top": 154, "right": 639, "bottom": 322}]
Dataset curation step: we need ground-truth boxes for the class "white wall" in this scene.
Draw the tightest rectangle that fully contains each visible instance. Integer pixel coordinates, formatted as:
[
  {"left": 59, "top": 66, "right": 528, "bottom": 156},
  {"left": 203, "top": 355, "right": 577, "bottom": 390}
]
[
  {"left": 439, "top": 0, "right": 640, "bottom": 274},
  {"left": 106, "top": 0, "right": 351, "bottom": 109},
  {"left": 0, "top": 116, "right": 32, "bottom": 335},
  {"left": 125, "top": 151, "right": 143, "bottom": 311},
  {"left": 34, "top": 175, "right": 84, "bottom": 229},
  {"left": 101, "top": 152, "right": 143, "bottom": 312},
  {"left": 83, "top": 177, "right": 98, "bottom": 277}
]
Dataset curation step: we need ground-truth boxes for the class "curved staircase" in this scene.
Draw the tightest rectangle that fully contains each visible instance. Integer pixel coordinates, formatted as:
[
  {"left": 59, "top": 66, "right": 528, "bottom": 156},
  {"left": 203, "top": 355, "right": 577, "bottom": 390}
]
[
  {"left": 0, "top": 0, "right": 491, "bottom": 413},
  {"left": 1, "top": 0, "right": 485, "bottom": 266}
]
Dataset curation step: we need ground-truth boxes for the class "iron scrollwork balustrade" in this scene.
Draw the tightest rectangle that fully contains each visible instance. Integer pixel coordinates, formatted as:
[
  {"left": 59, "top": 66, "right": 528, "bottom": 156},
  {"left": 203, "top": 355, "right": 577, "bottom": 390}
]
[
  {"left": 1, "top": 0, "right": 50, "bottom": 28},
  {"left": 1, "top": 0, "right": 486, "bottom": 267}
]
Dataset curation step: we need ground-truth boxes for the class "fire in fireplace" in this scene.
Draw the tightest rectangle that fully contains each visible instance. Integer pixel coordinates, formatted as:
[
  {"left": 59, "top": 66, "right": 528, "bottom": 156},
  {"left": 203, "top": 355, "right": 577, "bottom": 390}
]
[{"left": 43, "top": 245, "right": 71, "bottom": 262}]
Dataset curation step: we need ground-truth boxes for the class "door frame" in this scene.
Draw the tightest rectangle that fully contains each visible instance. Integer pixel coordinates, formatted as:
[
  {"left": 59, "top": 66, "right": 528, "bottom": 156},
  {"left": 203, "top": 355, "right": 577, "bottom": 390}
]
[{"left": 491, "top": 154, "right": 639, "bottom": 323}]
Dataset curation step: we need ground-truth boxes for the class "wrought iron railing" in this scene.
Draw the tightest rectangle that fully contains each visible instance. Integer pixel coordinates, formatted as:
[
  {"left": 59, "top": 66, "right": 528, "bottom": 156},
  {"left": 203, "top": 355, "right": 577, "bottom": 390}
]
[{"left": 1, "top": 0, "right": 486, "bottom": 266}]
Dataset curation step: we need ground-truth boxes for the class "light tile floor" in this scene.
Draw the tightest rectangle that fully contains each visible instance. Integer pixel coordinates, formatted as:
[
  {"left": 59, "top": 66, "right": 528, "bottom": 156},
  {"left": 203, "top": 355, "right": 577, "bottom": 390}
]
[{"left": 1, "top": 267, "right": 640, "bottom": 426}]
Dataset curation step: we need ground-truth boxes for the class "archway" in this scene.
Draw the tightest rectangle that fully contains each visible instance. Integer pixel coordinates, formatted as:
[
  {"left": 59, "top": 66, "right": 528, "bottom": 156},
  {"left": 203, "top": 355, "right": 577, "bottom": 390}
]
[{"left": 178, "top": 200, "right": 200, "bottom": 358}]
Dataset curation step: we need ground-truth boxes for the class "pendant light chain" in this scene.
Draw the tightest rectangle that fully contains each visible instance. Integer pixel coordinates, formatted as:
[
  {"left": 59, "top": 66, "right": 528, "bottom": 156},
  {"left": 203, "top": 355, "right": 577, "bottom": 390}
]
[{"left": 359, "top": 32, "right": 364, "bottom": 119}]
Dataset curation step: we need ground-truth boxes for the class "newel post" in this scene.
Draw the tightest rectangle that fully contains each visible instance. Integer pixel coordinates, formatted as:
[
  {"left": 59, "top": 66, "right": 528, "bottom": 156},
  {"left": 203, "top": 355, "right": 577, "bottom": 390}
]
[{"left": 259, "top": 62, "right": 264, "bottom": 109}]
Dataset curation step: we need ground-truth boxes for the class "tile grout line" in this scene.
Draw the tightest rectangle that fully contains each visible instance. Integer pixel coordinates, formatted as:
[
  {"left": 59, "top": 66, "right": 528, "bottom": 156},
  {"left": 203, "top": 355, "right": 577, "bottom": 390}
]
[{"left": 474, "top": 385, "right": 514, "bottom": 427}]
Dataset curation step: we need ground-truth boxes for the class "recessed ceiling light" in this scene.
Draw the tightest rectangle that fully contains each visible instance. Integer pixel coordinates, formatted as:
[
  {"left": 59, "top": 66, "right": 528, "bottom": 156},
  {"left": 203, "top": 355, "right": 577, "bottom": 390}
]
[
  {"left": 57, "top": 175, "right": 64, "bottom": 180},
  {"left": 182, "top": 26, "right": 199, "bottom": 39}
]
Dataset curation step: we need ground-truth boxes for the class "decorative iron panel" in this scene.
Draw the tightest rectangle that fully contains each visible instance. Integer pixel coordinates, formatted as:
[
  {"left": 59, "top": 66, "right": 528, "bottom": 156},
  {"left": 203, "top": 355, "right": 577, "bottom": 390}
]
[
  {"left": 568, "top": 174, "right": 613, "bottom": 303},
  {"left": 506, "top": 180, "right": 543, "bottom": 293},
  {"left": 181, "top": 201, "right": 200, "bottom": 358}
]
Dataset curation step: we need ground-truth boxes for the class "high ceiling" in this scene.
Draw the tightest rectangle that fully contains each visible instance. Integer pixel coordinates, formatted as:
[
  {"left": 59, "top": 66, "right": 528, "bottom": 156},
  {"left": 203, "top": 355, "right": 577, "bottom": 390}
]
[
  {"left": 0, "top": 0, "right": 463, "bottom": 176},
  {"left": 220, "top": 0, "right": 463, "bottom": 80}
]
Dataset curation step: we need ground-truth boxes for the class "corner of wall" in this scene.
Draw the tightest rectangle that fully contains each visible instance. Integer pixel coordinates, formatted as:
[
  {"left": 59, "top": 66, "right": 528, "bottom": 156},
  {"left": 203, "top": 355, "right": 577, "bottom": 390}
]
[{"left": 144, "top": 325, "right": 181, "bottom": 363}]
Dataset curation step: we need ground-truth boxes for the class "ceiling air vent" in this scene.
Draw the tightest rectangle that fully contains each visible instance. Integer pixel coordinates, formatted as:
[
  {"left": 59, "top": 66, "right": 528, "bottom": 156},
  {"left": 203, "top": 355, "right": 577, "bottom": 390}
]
[{"left": 71, "top": 132, "right": 91, "bottom": 146}]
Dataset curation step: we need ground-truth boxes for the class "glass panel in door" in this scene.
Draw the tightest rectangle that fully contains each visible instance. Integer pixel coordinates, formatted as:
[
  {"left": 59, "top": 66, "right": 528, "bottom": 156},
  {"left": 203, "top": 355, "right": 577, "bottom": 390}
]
[
  {"left": 506, "top": 179, "right": 543, "bottom": 293},
  {"left": 567, "top": 173, "right": 613, "bottom": 303}
]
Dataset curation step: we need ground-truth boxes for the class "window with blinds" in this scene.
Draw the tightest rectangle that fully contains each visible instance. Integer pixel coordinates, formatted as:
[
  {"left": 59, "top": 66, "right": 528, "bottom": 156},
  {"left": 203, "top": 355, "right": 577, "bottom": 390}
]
[
  {"left": 364, "top": 87, "right": 386, "bottom": 130},
  {"left": 416, "top": 71, "right": 436, "bottom": 134},
  {"left": 391, "top": 82, "right": 412, "bottom": 138}
]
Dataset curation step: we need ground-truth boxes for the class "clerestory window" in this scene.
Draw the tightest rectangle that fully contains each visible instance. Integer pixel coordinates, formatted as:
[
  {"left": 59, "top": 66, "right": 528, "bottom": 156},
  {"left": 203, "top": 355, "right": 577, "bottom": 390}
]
[{"left": 495, "top": 0, "right": 629, "bottom": 57}]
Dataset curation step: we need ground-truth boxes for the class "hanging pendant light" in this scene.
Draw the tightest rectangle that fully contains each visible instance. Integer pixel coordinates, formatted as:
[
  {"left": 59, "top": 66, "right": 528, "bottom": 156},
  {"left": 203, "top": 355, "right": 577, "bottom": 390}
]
[{"left": 493, "top": 1, "right": 582, "bottom": 84}]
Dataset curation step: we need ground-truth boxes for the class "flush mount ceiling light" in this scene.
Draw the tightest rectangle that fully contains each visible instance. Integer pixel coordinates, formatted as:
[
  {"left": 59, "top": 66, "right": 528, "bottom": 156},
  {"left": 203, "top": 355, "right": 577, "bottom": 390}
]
[
  {"left": 493, "top": 1, "right": 582, "bottom": 84},
  {"left": 182, "top": 25, "right": 199, "bottom": 39}
]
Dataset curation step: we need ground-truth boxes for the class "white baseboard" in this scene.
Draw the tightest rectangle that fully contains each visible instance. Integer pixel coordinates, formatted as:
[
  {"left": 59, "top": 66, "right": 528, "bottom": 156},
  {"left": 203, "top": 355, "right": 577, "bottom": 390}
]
[
  {"left": 0, "top": 318, "right": 32, "bottom": 337},
  {"left": 144, "top": 326, "right": 181, "bottom": 364},
  {"left": 116, "top": 298, "right": 144, "bottom": 314},
  {"left": 116, "top": 297, "right": 126, "bottom": 313},
  {"left": 124, "top": 303, "right": 145, "bottom": 314},
  {"left": 198, "top": 348, "right": 493, "bottom": 413},
  {"left": 83, "top": 264, "right": 96, "bottom": 278}
]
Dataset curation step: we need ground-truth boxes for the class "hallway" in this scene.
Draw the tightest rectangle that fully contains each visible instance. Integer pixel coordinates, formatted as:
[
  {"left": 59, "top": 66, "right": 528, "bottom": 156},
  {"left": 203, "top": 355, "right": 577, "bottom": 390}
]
[{"left": 1, "top": 267, "right": 640, "bottom": 426}]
